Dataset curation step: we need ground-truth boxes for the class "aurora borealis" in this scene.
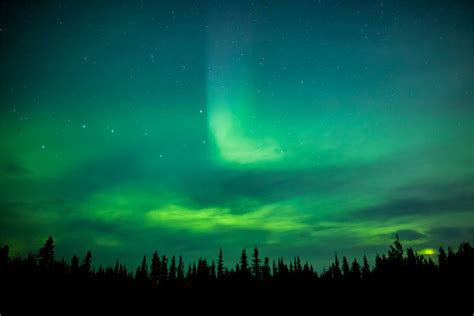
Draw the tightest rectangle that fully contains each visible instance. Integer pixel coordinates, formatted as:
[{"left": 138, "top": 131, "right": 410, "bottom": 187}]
[{"left": 0, "top": 0, "right": 473, "bottom": 269}]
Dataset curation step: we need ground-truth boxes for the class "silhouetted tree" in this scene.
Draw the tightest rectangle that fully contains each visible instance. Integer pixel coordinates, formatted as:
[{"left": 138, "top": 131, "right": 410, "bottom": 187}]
[
  {"left": 251, "top": 246, "right": 261, "bottom": 281},
  {"left": 141, "top": 255, "right": 148, "bottom": 277},
  {"left": 277, "top": 257, "right": 289, "bottom": 281},
  {"left": 332, "top": 253, "right": 342, "bottom": 280},
  {"left": 160, "top": 255, "right": 168, "bottom": 285},
  {"left": 438, "top": 247, "right": 447, "bottom": 272},
  {"left": 136, "top": 255, "right": 148, "bottom": 283},
  {"left": 37, "top": 236, "right": 55, "bottom": 268},
  {"left": 0, "top": 245, "right": 9, "bottom": 269},
  {"left": 186, "top": 263, "right": 192, "bottom": 285},
  {"left": 406, "top": 248, "right": 417, "bottom": 277},
  {"left": 81, "top": 251, "right": 92, "bottom": 275},
  {"left": 351, "top": 258, "right": 361, "bottom": 281},
  {"left": 272, "top": 260, "right": 278, "bottom": 279},
  {"left": 302, "top": 262, "right": 314, "bottom": 284},
  {"left": 262, "top": 257, "right": 271, "bottom": 284},
  {"left": 150, "top": 251, "right": 160, "bottom": 285},
  {"left": 388, "top": 234, "right": 404, "bottom": 273},
  {"left": 169, "top": 255, "right": 177, "bottom": 285},
  {"left": 192, "top": 262, "right": 197, "bottom": 281},
  {"left": 217, "top": 247, "right": 224, "bottom": 280},
  {"left": 342, "top": 256, "right": 350, "bottom": 278},
  {"left": 240, "top": 249, "right": 249, "bottom": 278},
  {"left": 177, "top": 255, "right": 184, "bottom": 286},
  {"left": 1, "top": 233, "right": 473, "bottom": 307},
  {"left": 362, "top": 255, "right": 371, "bottom": 280},
  {"left": 195, "top": 258, "right": 209, "bottom": 285},
  {"left": 210, "top": 260, "right": 216, "bottom": 280},
  {"left": 295, "top": 257, "right": 302, "bottom": 277},
  {"left": 70, "top": 254, "right": 80, "bottom": 276}
]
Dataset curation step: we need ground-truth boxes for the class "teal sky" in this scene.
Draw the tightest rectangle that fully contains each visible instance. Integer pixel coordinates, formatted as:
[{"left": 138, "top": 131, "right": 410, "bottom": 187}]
[{"left": 0, "top": 0, "right": 473, "bottom": 270}]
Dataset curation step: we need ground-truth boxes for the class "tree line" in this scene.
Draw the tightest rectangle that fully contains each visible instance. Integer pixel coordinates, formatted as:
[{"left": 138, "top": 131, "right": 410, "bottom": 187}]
[{"left": 1, "top": 235, "right": 472, "bottom": 292}]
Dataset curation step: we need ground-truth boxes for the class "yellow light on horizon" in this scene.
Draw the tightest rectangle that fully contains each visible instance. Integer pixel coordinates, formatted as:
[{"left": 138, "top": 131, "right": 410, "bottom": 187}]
[{"left": 418, "top": 248, "right": 436, "bottom": 256}]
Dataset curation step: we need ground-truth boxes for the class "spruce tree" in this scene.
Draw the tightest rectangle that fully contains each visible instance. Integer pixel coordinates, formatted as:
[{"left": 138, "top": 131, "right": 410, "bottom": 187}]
[
  {"left": 217, "top": 247, "right": 224, "bottom": 280},
  {"left": 82, "top": 251, "right": 92, "bottom": 274},
  {"left": 37, "top": 236, "right": 55, "bottom": 268},
  {"left": 351, "top": 258, "right": 361, "bottom": 280},
  {"left": 251, "top": 246, "right": 261, "bottom": 281},
  {"left": 342, "top": 256, "right": 350, "bottom": 277},
  {"left": 169, "top": 254, "right": 177, "bottom": 285},
  {"left": 150, "top": 251, "right": 160, "bottom": 284}
]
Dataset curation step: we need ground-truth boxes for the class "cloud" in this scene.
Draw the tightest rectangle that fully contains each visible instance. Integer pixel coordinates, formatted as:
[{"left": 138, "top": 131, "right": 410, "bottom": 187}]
[
  {"left": 427, "top": 226, "right": 474, "bottom": 245},
  {"left": 365, "top": 195, "right": 471, "bottom": 219},
  {"left": 384, "top": 229, "right": 426, "bottom": 241},
  {"left": 182, "top": 163, "right": 366, "bottom": 209},
  {"left": 1, "top": 161, "right": 30, "bottom": 177},
  {"left": 182, "top": 147, "right": 474, "bottom": 210},
  {"left": 344, "top": 184, "right": 474, "bottom": 221},
  {"left": 95, "top": 236, "right": 121, "bottom": 248}
]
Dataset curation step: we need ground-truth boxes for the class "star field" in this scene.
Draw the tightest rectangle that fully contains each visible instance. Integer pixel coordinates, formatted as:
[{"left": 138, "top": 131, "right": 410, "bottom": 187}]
[{"left": 0, "top": 0, "right": 473, "bottom": 269}]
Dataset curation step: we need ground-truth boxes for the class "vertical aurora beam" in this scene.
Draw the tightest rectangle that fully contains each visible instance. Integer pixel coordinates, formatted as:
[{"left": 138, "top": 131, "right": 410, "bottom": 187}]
[{"left": 206, "top": 5, "right": 283, "bottom": 165}]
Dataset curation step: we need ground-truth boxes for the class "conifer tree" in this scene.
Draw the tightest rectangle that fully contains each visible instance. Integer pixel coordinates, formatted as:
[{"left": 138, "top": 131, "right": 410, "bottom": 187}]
[
  {"left": 251, "top": 246, "right": 261, "bottom": 280},
  {"left": 37, "top": 236, "right": 55, "bottom": 268},
  {"left": 217, "top": 247, "right": 224, "bottom": 280}
]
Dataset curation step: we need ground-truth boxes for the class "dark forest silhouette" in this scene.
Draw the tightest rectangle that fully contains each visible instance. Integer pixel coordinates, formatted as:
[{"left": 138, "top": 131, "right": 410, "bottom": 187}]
[
  {"left": 1, "top": 235, "right": 473, "bottom": 312},
  {"left": 1, "top": 235, "right": 473, "bottom": 288}
]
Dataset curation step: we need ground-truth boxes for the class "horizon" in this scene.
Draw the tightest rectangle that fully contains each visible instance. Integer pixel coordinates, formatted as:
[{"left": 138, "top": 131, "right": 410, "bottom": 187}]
[
  {"left": 0, "top": 0, "right": 473, "bottom": 271},
  {"left": 1, "top": 234, "right": 447, "bottom": 273}
]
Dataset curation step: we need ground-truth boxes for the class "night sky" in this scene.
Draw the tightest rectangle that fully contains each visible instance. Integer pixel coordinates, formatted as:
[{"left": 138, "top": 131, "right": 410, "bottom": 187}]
[{"left": 1, "top": 0, "right": 473, "bottom": 270}]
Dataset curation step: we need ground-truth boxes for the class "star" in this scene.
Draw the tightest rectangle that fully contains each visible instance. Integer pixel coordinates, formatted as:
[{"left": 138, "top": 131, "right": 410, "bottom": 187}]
[{"left": 82, "top": 124, "right": 86, "bottom": 129}]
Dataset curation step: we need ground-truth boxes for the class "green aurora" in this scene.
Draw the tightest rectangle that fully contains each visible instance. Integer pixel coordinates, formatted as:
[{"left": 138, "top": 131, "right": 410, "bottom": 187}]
[{"left": 0, "top": 0, "right": 473, "bottom": 269}]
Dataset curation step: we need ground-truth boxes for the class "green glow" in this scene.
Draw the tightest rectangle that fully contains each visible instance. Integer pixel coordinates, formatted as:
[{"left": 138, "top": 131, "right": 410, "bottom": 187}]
[
  {"left": 208, "top": 106, "right": 283, "bottom": 164},
  {"left": 0, "top": 1, "right": 473, "bottom": 269},
  {"left": 145, "top": 203, "right": 306, "bottom": 232},
  {"left": 206, "top": 19, "right": 283, "bottom": 165},
  {"left": 95, "top": 236, "right": 121, "bottom": 248},
  {"left": 418, "top": 248, "right": 436, "bottom": 256}
]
